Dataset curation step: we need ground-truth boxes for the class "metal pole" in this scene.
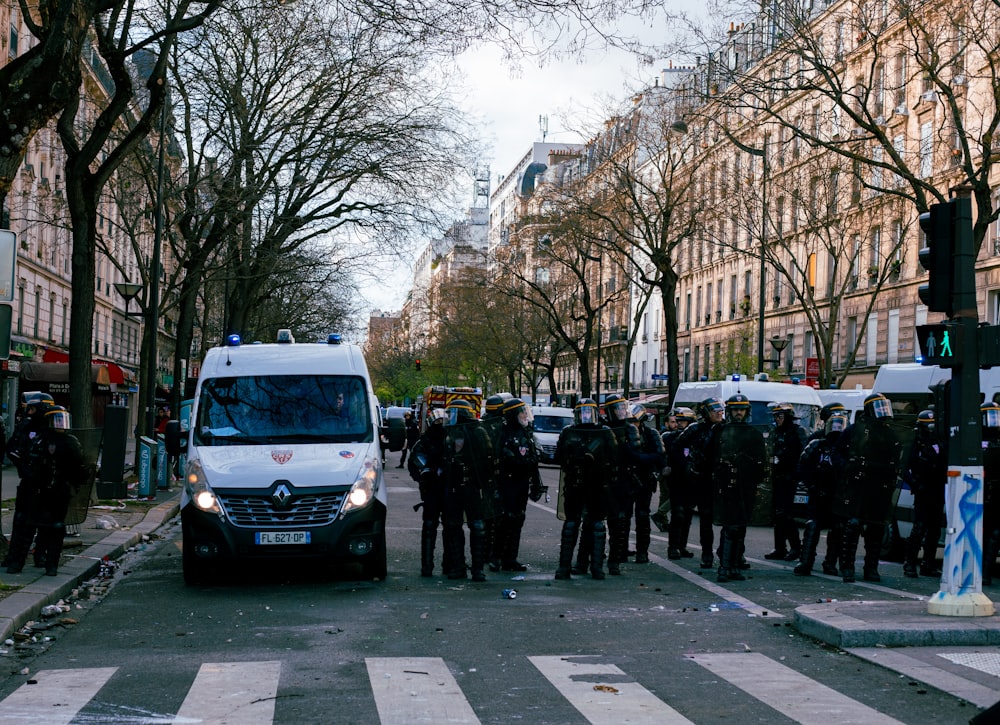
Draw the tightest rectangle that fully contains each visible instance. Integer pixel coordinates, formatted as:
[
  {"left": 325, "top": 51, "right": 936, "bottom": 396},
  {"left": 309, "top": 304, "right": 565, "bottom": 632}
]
[
  {"left": 145, "top": 96, "right": 167, "bottom": 439},
  {"left": 596, "top": 254, "right": 602, "bottom": 404},
  {"left": 757, "top": 135, "right": 769, "bottom": 375}
]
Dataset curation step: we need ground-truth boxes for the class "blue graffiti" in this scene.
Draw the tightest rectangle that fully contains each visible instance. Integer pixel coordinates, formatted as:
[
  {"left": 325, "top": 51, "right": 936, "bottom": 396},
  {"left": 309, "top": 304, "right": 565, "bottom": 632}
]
[{"left": 941, "top": 473, "right": 984, "bottom": 594}]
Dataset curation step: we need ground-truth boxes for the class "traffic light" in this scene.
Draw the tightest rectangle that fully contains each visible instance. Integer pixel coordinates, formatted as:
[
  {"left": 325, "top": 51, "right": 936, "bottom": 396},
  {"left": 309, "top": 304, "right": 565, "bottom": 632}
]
[
  {"left": 917, "top": 202, "right": 954, "bottom": 315},
  {"left": 415, "top": 358, "right": 421, "bottom": 371}
]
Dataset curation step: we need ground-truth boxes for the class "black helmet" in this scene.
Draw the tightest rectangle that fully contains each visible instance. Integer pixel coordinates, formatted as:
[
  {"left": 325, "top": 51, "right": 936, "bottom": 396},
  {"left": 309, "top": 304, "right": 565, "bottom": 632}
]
[
  {"left": 726, "top": 394, "right": 750, "bottom": 409},
  {"left": 819, "top": 402, "right": 846, "bottom": 421},
  {"left": 825, "top": 411, "right": 849, "bottom": 435},
  {"left": 484, "top": 395, "right": 506, "bottom": 418},
  {"left": 770, "top": 402, "right": 797, "bottom": 420},
  {"left": 673, "top": 407, "right": 696, "bottom": 424},
  {"left": 574, "top": 398, "right": 599, "bottom": 426},
  {"left": 604, "top": 394, "right": 629, "bottom": 422},
  {"left": 445, "top": 398, "right": 477, "bottom": 425},
  {"left": 864, "top": 393, "right": 892, "bottom": 420},
  {"left": 983, "top": 402, "right": 1000, "bottom": 429},
  {"left": 45, "top": 405, "right": 71, "bottom": 431},
  {"left": 700, "top": 397, "right": 725, "bottom": 419},
  {"left": 502, "top": 398, "right": 532, "bottom": 427}
]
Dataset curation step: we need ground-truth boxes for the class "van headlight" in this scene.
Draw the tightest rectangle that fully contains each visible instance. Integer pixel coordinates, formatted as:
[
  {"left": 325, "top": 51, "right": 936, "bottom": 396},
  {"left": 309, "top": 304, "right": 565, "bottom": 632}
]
[
  {"left": 341, "top": 459, "right": 378, "bottom": 515},
  {"left": 184, "top": 458, "right": 222, "bottom": 515}
]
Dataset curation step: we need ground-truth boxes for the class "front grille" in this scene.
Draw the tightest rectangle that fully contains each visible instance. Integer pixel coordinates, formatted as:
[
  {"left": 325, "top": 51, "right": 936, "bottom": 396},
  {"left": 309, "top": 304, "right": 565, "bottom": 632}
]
[
  {"left": 540, "top": 444, "right": 557, "bottom": 456},
  {"left": 220, "top": 492, "right": 346, "bottom": 528}
]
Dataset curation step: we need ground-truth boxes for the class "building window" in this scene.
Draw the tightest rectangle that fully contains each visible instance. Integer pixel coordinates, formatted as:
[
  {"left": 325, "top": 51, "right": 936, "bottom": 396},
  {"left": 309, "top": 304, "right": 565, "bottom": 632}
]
[{"left": 920, "top": 121, "right": 934, "bottom": 178}]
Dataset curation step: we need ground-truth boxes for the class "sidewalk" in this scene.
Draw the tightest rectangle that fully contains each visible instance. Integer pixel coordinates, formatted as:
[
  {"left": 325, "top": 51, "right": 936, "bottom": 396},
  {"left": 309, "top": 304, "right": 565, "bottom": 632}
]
[{"left": 0, "top": 463, "right": 181, "bottom": 643}]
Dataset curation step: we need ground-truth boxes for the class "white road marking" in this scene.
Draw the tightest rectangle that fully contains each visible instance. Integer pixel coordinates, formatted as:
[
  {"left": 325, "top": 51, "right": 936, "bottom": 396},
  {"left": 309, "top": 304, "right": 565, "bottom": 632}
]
[
  {"left": 0, "top": 667, "right": 118, "bottom": 724},
  {"left": 529, "top": 655, "right": 693, "bottom": 724},
  {"left": 366, "top": 656, "right": 480, "bottom": 724},
  {"left": 689, "top": 652, "right": 906, "bottom": 724},
  {"left": 173, "top": 661, "right": 281, "bottom": 724}
]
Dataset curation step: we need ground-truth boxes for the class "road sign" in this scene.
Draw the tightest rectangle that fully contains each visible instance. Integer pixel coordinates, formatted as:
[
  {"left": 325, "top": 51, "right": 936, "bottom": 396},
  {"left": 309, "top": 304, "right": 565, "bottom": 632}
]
[{"left": 651, "top": 374, "right": 669, "bottom": 380}]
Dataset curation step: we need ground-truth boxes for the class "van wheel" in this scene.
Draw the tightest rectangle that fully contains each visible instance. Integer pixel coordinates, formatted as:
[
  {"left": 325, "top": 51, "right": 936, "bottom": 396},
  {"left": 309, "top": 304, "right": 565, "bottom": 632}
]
[
  {"left": 183, "top": 544, "right": 214, "bottom": 586},
  {"left": 362, "top": 537, "right": 387, "bottom": 581}
]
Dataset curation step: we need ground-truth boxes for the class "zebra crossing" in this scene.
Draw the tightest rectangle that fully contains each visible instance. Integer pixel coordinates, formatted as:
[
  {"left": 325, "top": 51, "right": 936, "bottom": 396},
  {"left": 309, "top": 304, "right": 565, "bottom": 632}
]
[{"left": 0, "top": 651, "right": 988, "bottom": 723}]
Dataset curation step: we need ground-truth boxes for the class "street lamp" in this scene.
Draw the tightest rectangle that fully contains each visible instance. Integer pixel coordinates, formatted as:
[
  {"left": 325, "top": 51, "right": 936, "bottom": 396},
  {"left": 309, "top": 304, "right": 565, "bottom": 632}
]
[
  {"left": 113, "top": 282, "right": 144, "bottom": 318},
  {"left": 763, "top": 334, "right": 790, "bottom": 368}
]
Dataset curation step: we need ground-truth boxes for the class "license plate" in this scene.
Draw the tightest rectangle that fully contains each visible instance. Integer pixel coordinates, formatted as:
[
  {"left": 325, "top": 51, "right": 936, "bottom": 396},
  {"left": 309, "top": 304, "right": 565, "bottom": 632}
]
[
  {"left": 793, "top": 494, "right": 809, "bottom": 505},
  {"left": 255, "top": 531, "right": 311, "bottom": 545}
]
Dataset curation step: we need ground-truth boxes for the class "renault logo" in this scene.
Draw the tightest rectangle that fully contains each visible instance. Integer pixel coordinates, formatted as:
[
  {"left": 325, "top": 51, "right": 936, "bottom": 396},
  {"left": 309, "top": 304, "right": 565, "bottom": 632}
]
[{"left": 272, "top": 483, "right": 292, "bottom": 509}]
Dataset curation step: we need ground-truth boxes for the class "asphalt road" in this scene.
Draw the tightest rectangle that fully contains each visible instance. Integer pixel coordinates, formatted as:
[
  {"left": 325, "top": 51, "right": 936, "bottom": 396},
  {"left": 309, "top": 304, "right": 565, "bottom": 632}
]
[{"left": 0, "top": 456, "right": 992, "bottom": 724}]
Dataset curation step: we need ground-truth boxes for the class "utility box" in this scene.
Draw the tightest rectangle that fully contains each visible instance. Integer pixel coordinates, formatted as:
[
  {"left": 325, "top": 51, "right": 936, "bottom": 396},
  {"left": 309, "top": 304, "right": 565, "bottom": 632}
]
[{"left": 138, "top": 436, "right": 156, "bottom": 499}]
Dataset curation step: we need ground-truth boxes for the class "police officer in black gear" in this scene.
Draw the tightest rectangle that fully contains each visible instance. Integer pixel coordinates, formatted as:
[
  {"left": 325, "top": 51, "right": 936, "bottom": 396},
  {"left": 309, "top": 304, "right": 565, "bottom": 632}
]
[
  {"left": 602, "top": 394, "right": 645, "bottom": 575},
  {"left": 981, "top": 403, "right": 1000, "bottom": 585},
  {"left": 554, "top": 399, "right": 618, "bottom": 580},
  {"left": 902, "top": 410, "right": 946, "bottom": 578},
  {"left": 628, "top": 404, "right": 666, "bottom": 564},
  {"left": 807, "top": 402, "right": 847, "bottom": 444},
  {"left": 834, "top": 393, "right": 903, "bottom": 583},
  {"left": 712, "top": 394, "right": 766, "bottom": 582},
  {"left": 765, "top": 403, "right": 807, "bottom": 561},
  {"left": 662, "top": 408, "right": 696, "bottom": 559},
  {"left": 678, "top": 397, "right": 726, "bottom": 569},
  {"left": 794, "top": 412, "right": 849, "bottom": 576},
  {"left": 7, "top": 404, "right": 87, "bottom": 576},
  {"left": 493, "top": 398, "right": 541, "bottom": 572},
  {"left": 441, "top": 399, "right": 497, "bottom": 582},
  {"left": 481, "top": 395, "right": 505, "bottom": 573},
  {"left": 408, "top": 408, "right": 450, "bottom": 577},
  {"left": 3, "top": 392, "right": 55, "bottom": 571}
]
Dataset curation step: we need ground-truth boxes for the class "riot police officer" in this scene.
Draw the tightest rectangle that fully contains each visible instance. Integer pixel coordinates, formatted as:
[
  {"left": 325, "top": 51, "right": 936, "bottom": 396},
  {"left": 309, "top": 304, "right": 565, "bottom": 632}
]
[
  {"left": 481, "top": 394, "right": 505, "bottom": 573},
  {"left": 713, "top": 394, "right": 767, "bottom": 582},
  {"left": 981, "top": 402, "right": 1000, "bottom": 585},
  {"left": 493, "top": 398, "right": 543, "bottom": 571},
  {"left": 650, "top": 412, "right": 678, "bottom": 533},
  {"left": 441, "top": 398, "right": 497, "bottom": 582},
  {"left": 678, "top": 397, "right": 726, "bottom": 569},
  {"left": 554, "top": 398, "right": 618, "bottom": 580},
  {"left": 408, "top": 408, "right": 450, "bottom": 577},
  {"left": 834, "top": 392, "right": 903, "bottom": 583},
  {"left": 902, "top": 410, "right": 946, "bottom": 578},
  {"left": 6, "top": 404, "right": 87, "bottom": 576},
  {"left": 807, "top": 402, "right": 847, "bottom": 444},
  {"left": 628, "top": 403, "right": 665, "bottom": 564},
  {"left": 3, "top": 392, "right": 55, "bottom": 571},
  {"left": 602, "top": 394, "right": 645, "bottom": 575},
  {"left": 794, "top": 411, "right": 849, "bottom": 576},
  {"left": 765, "top": 402, "right": 807, "bottom": 561},
  {"left": 662, "top": 407, "right": 696, "bottom": 558}
]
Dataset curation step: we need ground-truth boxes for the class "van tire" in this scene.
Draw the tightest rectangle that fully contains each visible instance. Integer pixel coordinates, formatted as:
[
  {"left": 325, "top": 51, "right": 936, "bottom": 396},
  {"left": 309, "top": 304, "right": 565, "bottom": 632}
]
[{"left": 362, "top": 537, "right": 387, "bottom": 581}]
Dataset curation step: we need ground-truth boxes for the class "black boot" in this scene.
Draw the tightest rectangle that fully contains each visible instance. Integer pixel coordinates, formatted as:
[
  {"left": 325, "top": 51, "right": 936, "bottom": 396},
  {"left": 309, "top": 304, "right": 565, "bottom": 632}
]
[
  {"left": 487, "top": 517, "right": 503, "bottom": 572},
  {"left": 903, "top": 521, "right": 925, "bottom": 578},
  {"left": 862, "top": 524, "right": 882, "bottom": 581},
  {"left": 420, "top": 520, "right": 438, "bottom": 577},
  {"left": 469, "top": 520, "right": 487, "bottom": 582},
  {"left": 573, "top": 518, "right": 593, "bottom": 575},
  {"left": 42, "top": 523, "right": 64, "bottom": 577},
  {"left": 555, "top": 521, "right": 579, "bottom": 580},
  {"left": 634, "top": 513, "right": 651, "bottom": 564},
  {"left": 607, "top": 515, "right": 628, "bottom": 575},
  {"left": 840, "top": 520, "right": 860, "bottom": 583},
  {"left": 794, "top": 520, "right": 820, "bottom": 576},
  {"left": 590, "top": 521, "right": 607, "bottom": 580},
  {"left": 443, "top": 525, "right": 467, "bottom": 580},
  {"left": 501, "top": 513, "right": 527, "bottom": 571},
  {"left": 822, "top": 523, "right": 842, "bottom": 575},
  {"left": 5, "top": 513, "right": 35, "bottom": 574}
]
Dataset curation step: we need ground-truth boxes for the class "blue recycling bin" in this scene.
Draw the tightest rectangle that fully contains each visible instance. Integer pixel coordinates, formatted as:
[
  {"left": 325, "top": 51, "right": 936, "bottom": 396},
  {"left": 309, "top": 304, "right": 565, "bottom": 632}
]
[{"left": 138, "top": 436, "right": 156, "bottom": 499}]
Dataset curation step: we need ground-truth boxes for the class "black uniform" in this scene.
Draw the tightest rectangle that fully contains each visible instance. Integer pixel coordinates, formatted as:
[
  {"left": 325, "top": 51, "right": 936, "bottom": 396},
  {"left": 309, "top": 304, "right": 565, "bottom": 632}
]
[
  {"left": 982, "top": 431, "right": 1000, "bottom": 585},
  {"left": 631, "top": 421, "right": 666, "bottom": 563},
  {"left": 678, "top": 419, "right": 721, "bottom": 568},
  {"left": 902, "top": 428, "right": 946, "bottom": 577},
  {"left": 398, "top": 414, "right": 420, "bottom": 467},
  {"left": 834, "top": 414, "right": 903, "bottom": 582},
  {"left": 662, "top": 428, "right": 695, "bottom": 559},
  {"left": 554, "top": 422, "right": 618, "bottom": 579},
  {"left": 493, "top": 415, "right": 541, "bottom": 571},
  {"left": 408, "top": 421, "right": 448, "bottom": 577},
  {"left": 767, "top": 416, "right": 807, "bottom": 560},
  {"left": 793, "top": 425, "right": 847, "bottom": 576},
  {"left": 441, "top": 416, "right": 497, "bottom": 581},
  {"left": 712, "top": 421, "right": 767, "bottom": 581},
  {"left": 4, "top": 407, "right": 44, "bottom": 570},
  {"left": 605, "top": 418, "right": 644, "bottom": 574},
  {"left": 5, "top": 411, "right": 87, "bottom": 575}
]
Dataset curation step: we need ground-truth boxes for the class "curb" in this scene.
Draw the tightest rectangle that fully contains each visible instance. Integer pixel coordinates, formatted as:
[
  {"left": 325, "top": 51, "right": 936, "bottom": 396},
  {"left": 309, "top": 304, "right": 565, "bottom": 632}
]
[
  {"left": 794, "top": 599, "right": 1000, "bottom": 648},
  {"left": 0, "top": 495, "right": 181, "bottom": 644}
]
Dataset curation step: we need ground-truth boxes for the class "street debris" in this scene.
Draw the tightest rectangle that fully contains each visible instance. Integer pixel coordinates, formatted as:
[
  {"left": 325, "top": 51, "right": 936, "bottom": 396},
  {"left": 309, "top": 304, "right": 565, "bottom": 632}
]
[{"left": 593, "top": 685, "right": 619, "bottom": 694}]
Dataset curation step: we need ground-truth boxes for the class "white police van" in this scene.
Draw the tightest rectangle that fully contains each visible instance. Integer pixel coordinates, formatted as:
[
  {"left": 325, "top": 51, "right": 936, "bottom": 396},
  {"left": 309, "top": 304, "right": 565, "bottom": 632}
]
[{"left": 176, "top": 330, "right": 403, "bottom": 584}]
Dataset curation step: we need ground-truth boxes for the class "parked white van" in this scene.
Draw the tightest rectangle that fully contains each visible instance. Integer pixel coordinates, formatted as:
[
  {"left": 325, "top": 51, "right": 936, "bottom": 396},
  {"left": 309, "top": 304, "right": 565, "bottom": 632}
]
[
  {"left": 671, "top": 375, "right": 824, "bottom": 432},
  {"left": 531, "top": 405, "right": 574, "bottom": 463},
  {"left": 815, "top": 387, "right": 871, "bottom": 423},
  {"left": 175, "top": 331, "right": 403, "bottom": 584}
]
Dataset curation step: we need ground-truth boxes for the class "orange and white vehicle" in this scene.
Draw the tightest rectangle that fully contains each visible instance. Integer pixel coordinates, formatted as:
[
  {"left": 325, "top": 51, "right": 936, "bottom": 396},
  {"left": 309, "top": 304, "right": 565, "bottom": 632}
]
[{"left": 417, "top": 385, "right": 483, "bottom": 431}]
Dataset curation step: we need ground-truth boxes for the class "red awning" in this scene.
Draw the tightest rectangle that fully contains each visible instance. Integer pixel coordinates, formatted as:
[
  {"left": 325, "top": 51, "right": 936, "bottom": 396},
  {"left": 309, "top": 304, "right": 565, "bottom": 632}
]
[{"left": 41, "top": 350, "right": 126, "bottom": 384}]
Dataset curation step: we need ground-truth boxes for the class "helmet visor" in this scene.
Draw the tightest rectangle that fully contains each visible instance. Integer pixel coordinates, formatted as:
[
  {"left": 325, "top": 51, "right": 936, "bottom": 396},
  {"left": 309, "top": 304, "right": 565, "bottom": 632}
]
[
  {"left": 868, "top": 397, "right": 892, "bottom": 419},
  {"left": 575, "top": 404, "right": 597, "bottom": 426},
  {"left": 606, "top": 399, "right": 628, "bottom": 422},
  {"left": 47, "top": 410, "right": 71, "bottom": 430},
  {"left": 984, "top": 408, "right": 1000, "bottom": 429}
]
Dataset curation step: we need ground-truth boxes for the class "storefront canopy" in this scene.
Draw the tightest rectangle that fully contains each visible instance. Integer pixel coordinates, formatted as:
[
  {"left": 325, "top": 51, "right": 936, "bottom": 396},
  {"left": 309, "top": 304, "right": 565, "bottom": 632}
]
[{"left": 21, "top": 362, "right": 111, "bottom": 385}]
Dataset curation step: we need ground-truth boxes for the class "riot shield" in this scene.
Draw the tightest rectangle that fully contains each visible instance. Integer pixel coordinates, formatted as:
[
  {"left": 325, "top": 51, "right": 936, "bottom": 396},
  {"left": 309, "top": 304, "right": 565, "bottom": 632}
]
[
  {"left": 67, "top": 428, "right": 101, "bottom": 526},
  {"left": 555, "top": 426, "right": 617, "bottom": 521},
  {"left": 713, "top": 424, "right": 766, "bottom": 527},
  {"left": 834, "top": 419, "right": 902, "bottom": 523},
  {"left": 443, "top": 421, "right": 497, "bottom": 520}
]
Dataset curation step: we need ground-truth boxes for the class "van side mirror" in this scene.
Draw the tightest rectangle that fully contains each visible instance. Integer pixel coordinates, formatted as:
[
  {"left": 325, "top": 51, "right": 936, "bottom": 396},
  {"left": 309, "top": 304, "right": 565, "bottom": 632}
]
[{"left": 165, "top": 420, "right": 186, "bottom": 456}]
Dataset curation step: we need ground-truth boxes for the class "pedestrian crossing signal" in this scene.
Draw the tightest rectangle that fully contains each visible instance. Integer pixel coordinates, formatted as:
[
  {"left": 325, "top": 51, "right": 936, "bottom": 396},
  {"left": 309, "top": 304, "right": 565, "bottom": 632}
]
[{"left": 917, "top": 323, "right": 960, "bottom": 367}]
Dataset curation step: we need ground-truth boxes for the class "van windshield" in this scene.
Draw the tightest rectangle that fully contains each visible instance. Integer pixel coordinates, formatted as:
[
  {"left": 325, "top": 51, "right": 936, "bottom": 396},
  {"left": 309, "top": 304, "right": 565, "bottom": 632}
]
[
  {"left": 194, "top": 374, "right": 372, "bottom": 446},
  {"left": 533, "top": 414, "right": 573, "bottom": 433}
]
